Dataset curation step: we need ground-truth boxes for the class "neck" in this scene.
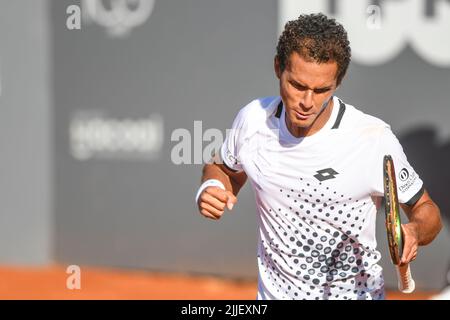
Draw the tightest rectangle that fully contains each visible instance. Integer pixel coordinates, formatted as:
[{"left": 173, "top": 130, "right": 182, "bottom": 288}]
[{"left": 286, "top": 98, "right": 334, "bottom": 138}]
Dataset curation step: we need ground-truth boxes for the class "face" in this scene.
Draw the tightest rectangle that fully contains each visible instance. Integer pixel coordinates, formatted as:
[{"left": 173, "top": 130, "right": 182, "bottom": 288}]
[{"left": 275, "top": 51, "right": 338, "bottom": 137}]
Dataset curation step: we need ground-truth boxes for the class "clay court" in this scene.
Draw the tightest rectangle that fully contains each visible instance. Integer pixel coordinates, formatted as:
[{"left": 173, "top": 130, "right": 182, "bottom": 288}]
[{"left": 0, "top": 265, "right": 436, "bottom": 300}]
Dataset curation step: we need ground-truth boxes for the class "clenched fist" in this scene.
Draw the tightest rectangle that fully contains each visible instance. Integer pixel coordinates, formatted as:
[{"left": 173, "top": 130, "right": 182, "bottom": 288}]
[{"left": 197, "top": 186, "right": 237, "bottom": 220}]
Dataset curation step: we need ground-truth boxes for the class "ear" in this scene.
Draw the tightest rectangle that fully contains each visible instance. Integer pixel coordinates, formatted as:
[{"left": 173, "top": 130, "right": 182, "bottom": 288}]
[{"left": 274, "top": 56, "right": 281, "bottom": 79}]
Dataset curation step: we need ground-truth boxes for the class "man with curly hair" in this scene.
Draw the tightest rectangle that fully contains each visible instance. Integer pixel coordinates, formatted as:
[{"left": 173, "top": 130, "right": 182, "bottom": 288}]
[{"left": 195, "top": 13, "right": 442, "bottom": 300}]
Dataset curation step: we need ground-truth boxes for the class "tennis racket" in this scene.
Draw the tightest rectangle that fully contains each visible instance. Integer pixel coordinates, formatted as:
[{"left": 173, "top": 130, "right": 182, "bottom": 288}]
[{"left": 383, "top": 155, "right": 416, "bottom": 294}]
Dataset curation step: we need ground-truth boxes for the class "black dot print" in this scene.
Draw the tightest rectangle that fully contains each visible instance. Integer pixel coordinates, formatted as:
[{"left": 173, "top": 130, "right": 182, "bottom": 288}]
[
  {"left": 325, "top": 258, "right": 336, "bottom": 267},
  {"left": 266, "top": 185, "right": 381, "bottom": 298},
  {"left": 331, "top": 249, "right": 340, "bottom": 257}
]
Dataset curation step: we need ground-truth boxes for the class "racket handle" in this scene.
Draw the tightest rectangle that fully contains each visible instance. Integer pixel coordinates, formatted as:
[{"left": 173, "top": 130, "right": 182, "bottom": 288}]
[{"left": 396, "top": 264, "right": 416, "bottom": 293}]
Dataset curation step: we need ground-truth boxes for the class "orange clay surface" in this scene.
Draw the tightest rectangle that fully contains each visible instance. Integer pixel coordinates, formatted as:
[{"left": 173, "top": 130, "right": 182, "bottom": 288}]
[{"left": 0, "top": 265, "right": 436, "bottom": 300}]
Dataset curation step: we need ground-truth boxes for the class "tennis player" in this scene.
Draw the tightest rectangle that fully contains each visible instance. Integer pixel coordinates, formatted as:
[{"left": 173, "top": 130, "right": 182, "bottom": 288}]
[{"left": 195, "top": 13, "right": 442, "bottom": 300}]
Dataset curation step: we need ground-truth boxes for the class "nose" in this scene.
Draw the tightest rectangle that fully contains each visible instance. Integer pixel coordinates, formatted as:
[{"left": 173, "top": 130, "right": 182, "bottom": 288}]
[{"left": 300, "top": 89, "right": 314, "bottom": 110}]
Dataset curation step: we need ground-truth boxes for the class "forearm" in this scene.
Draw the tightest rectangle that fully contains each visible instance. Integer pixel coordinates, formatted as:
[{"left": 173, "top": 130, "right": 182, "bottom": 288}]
[
  {"left": 201, "top": 163, "right": 246, "bottom": 196},
  {"left": 202, "top": 164, "right": 232, "bottom": 189},
  {"left": 407, "top": 200, "right": 442, "bottom": 246}
]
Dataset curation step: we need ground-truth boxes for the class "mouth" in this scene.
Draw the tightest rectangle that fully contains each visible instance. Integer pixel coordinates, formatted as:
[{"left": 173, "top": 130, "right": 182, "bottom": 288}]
[{"left": 294, "top": 110, "right": 313, "bottom": 120}]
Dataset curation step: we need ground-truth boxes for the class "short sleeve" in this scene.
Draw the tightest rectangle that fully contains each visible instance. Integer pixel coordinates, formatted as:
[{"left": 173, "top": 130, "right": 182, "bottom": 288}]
[
  {"left": 370, "top": 126, "right": 424, "bottom": 206},
  {"left": 219, "top": 106, "right": 249, "bottom": 172}
]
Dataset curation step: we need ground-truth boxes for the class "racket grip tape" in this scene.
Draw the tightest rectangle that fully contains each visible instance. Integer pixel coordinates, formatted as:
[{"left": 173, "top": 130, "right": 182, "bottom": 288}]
[{"left": 395, "top": 264, "right": 416, "bottom": 293}]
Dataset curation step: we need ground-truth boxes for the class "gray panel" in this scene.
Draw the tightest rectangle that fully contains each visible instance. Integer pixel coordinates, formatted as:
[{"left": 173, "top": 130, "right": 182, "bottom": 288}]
[
  {"left": 53, "top": 0, "right": 277, "bottom": 278},
  {"left": 0, "top": 0, "right": 53, "bottom": 264}
]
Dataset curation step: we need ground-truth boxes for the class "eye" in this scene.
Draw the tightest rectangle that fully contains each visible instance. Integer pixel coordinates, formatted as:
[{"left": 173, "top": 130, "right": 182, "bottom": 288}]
[
  {"left": 291, "top": 82, "right": 307, "bottom": 91},
  {"left": 314, "top": 88, "right": 330, "bottom": 94}
]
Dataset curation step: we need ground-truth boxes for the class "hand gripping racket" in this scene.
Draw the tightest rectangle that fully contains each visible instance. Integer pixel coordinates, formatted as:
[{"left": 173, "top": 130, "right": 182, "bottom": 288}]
[{"left": 383, "top": 155, "right": 416, "bottom": 293}]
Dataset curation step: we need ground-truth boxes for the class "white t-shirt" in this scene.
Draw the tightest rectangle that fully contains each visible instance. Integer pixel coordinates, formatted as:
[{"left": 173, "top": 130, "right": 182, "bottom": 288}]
[{"left": 220, "top": 96, "right": 424, "bottom": 300}]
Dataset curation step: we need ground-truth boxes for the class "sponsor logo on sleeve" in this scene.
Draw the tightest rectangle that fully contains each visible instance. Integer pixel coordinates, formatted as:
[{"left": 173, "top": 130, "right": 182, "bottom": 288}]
[{"left": 398, "top": 168, "right": 417, "bottom": 192}]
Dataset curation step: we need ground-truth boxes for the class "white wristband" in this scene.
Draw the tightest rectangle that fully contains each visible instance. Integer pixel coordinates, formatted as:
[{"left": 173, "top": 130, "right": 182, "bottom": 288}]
[{"left": 195, "top": 179, "right": 226, "bottom": 204}]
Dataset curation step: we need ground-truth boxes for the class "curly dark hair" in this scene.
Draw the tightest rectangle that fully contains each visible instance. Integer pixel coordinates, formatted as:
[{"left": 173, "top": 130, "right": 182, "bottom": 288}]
[{"left": 276, "top": 13, "right": 351, "bottom": 86}]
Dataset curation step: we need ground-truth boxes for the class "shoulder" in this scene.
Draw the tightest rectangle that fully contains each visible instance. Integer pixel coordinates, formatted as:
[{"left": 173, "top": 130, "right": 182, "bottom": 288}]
[
  {"left": 337, "top": 98, "right": 391, "bottom": 136},
  {"left": 231, "top": 96, "right": 281, "bottom": 131},
  {"left": 236, "top": 96, "right": 280, "bottom": 120}
]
